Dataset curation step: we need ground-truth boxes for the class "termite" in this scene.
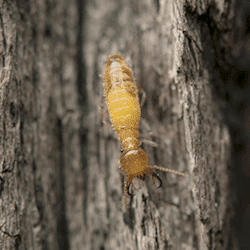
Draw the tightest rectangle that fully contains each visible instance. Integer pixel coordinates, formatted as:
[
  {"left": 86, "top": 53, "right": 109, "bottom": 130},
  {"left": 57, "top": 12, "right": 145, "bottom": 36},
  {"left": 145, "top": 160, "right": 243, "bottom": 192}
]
[{"left": 103, "top": 54, "right": 186, "bottom": 208}]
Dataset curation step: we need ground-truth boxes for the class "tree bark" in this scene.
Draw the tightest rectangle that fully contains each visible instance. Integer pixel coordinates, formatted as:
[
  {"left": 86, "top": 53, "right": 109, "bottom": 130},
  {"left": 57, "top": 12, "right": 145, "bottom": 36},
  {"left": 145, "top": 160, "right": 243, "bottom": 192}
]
[
  {"left": 0, "top": 0, "right": 84, "bottom": 249},
  {"left": 0, "top": 0, "right": 240, "bottom": 250}
]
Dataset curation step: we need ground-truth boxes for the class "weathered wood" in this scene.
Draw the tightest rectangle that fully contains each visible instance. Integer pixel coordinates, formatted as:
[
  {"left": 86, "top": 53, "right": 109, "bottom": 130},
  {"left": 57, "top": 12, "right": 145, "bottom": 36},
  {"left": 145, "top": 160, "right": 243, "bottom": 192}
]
[
  {"left": 0, "top": 1, "right": 84, "bottom": 249},
  {"left": 0, "top": 0, "right": 237, "bottom": 249}
]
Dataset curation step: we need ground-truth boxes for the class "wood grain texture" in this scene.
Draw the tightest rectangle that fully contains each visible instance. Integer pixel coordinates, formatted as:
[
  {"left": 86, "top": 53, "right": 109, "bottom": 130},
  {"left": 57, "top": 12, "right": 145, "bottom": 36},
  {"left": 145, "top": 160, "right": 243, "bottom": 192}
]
[{"left": 0, "top": 0, "right": 238, "bottom": 249}]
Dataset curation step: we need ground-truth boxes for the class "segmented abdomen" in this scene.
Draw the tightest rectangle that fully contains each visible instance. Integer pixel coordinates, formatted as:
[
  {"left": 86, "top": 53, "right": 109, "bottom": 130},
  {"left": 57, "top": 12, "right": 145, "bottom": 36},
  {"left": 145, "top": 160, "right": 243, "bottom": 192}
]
[
  {"left": 104, "top": 54, "right": 136, "bottom": 97},
  {"left": 107, "top": 87, "right": 140, "bottom": 131},
  {"left": 104, "top": 54, "right": 141, "bottom": 149}
]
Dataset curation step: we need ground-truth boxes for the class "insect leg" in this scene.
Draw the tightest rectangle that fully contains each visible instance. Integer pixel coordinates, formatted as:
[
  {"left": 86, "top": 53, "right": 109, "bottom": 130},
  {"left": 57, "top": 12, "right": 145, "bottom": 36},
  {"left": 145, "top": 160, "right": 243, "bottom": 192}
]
[
  {"left": 139, "top": 118, "right": 159, "bottom": 147},
  {"left": 140, "top": 139, "right": 158, "bottom": 148},
  {"left": 99, "top": 106, "right": 112, "bottom": 128},
  {"left": 138, "top": 85, "right": 146, "bottom": 109},
  {"left": 124, "top": 180, "right": 132, "bottom": 209},
  {"left": 127, "top": 183, "right": 136, "bottom": 196}
]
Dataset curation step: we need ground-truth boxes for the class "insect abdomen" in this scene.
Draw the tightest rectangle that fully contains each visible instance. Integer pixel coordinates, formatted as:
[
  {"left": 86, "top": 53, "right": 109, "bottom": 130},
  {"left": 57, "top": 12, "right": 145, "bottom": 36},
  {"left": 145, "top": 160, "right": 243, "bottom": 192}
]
[
  {"left": 107, "top": 86, "right": 140, "bottom": 131},
  {"left": 104, "top": 54, "right": 141, "bottom": 150},
  {"left": 104, "top": 54, "right": 134, "bottom": 97}
]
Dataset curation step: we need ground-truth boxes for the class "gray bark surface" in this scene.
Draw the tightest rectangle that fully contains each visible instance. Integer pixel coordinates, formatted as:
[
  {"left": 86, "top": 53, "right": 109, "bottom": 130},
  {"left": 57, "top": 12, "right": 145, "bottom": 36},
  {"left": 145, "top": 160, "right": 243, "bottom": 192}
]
[{"left": 0, "top": 0, "right": 239, "bottom": 250}]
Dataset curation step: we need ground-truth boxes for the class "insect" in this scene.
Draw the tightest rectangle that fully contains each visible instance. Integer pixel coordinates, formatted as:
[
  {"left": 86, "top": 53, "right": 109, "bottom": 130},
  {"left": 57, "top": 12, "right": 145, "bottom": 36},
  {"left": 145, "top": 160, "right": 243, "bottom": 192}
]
[{"left": 103, "top": 54, "right": 186, "bottom": 208}]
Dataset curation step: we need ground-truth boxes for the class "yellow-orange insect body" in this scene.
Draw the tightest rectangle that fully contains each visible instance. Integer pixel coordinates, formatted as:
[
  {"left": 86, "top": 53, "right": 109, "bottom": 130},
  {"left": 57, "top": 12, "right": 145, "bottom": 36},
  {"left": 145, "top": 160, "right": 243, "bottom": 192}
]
[
  {"left": 104, "top": 54, "right": 141, "bottom": 151},
  {"left": 104, "top": 54, "right": 185, "bottom": 208}
]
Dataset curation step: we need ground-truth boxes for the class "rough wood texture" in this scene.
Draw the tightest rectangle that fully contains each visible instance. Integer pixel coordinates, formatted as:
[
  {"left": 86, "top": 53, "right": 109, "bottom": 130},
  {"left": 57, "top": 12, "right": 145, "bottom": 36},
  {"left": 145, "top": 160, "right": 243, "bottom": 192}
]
[
  {"left": 0, "top": 1, "right": 84, "bottom": 249},
  {"left": 0, "top": 0, "right": 238, "bottom": 249},
  {"left": 173, "top": 0, "right": 235, "bottom": 248}
]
